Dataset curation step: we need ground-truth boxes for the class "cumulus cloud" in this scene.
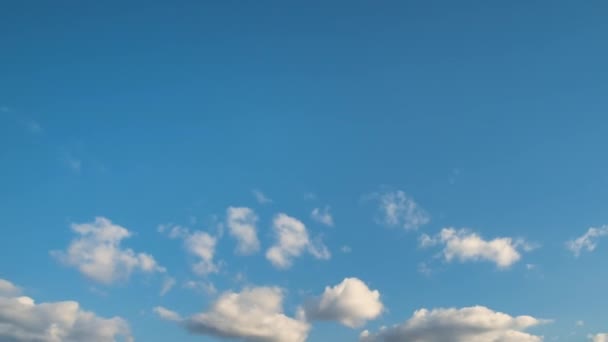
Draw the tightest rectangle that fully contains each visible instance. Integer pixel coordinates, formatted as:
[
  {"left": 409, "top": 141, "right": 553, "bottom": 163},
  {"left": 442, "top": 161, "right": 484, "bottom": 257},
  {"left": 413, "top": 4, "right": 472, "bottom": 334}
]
[
  {"left": 252, "top": 189, "right": 272, "bottom": 204},
  {"left": 372, "top": 190, "right": 429, "bottom": 230},
  {"left": 591, "top": 333, "right": 608, "bottom": 342},
  {"left": 266, "top": 213, "right": 331, "bottom": 269},
  {"left": 159, "top": 224, "right": 219, "bottom": 276},
  {"left": 52, "top": 217, "right": 165, "bottom": 284},
  {"left": 420, "top": 228, "right": 532, "bottom": 269},
  {"left": 226, "top": 207, "right": 260, "bottom": 255},
  {"left": 566, "top": 225, "right": 608, "bottom": 257},
  {"left": 311, "top": 206, "right": 334, "bottom": 227},
  {"left": 156, "top": 287, "right": 310, "bottom": 342},
  {"left": 153, "top": 306, "right": 182, "bottom": 322},
  {"left": 0, "top": 278, "right": 133, "bottom": 342},
  {"left": 360, "top": 305, "right": 548, "bottom": 342},
  {"left": 303, "top": 277, "right": 383, "bottom": 328},
  {"left": 0, "top": 279, "right": 21, "bottom": 297}
]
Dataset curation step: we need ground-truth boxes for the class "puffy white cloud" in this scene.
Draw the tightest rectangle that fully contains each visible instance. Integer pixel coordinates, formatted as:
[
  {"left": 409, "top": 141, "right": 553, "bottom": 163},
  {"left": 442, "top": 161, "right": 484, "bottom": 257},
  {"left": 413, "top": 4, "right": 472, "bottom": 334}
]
[
  {"left": 156, "top": 287, "right": 310, "bottom": 342},
  {"left": 0, "top": 278, "right": 133, "bottom": 342},
  {"left": 266, "top": 214, "right": 330, "bottom": 269},
  {"left": 52, "top": 217, "right": 165, "bottom": 284},
  {"left": 311, "top": 206, "right": 334, "bottom": 227},
  {"left": 159, "top": 224, "right": 219, "bottom": 276},
  {"left": 591, "top": 333, "right": 608, "bottom": 342},
  {"left": 420, "top": 228, "right": 532, "bottom": 269},
  {"left": 303, "top": 277, "right": 383, "bottom": 328},
  {"left": 566, "top": 225, "right": 608, "bottom": 257},
  {"left": 252, "top": 189, "right": 272, "bottom": 204},
  {"left": 373, "top": 190, "right": 429, "bottom": 230},
  {"left": 160, "top": 277, "right": 176, "bottom": 296},
  {"left": 0, "top": 279, "right": 21, "bottom": 297},
  {"left": 360, "top": 305, "right": 548, "bottom": 342},
  {"left": 226, "top": 207, "right": 260, "bottom": 255},
  {"left": 153, "top": 306, "right": 182, "bottom": 322}
]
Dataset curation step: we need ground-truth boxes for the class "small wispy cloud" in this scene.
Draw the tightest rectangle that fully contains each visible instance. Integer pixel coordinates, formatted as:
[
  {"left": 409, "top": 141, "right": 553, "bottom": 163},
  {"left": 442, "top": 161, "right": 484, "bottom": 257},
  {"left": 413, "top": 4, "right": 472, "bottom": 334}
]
[
  {"left": 311, "top": 206, "right": 334, "bottom": 227},
  {"left": 566, "top": 225, "right": 608, "bottom": 257},
  {"left": 368, "top": 189, "right": 430, "bottom": 231},
  {"left": 64, "top": 153, "right": 82, "bottom": 173},
  {"left": 252, "top": 189, "right": 272, "bottom": 204},
  {"left": 340, "top": 245, "right": 352, "bottom": 254},
  {"left": 160, "top": 277, "right": 176, "bottom": 296}
]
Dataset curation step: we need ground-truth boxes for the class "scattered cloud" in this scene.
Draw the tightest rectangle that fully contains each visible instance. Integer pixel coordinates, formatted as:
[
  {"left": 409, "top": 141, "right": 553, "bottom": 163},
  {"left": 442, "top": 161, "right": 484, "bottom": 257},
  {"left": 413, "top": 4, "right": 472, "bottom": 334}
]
[
  {"left": 226, "top": 207, "right": 260, "bottom": 255},
  {"left": 0, "top": 278, "right": 133, "bottom": 342},
  {"left": 420, "top": 228, "right": 533, "bottom": 269},
  {"left": 566, "top": 225, "right": 608, "bottom": 257},
  {"left": 64, "top": 153, "right": 82, "bottom": 173},
  {"left": 184, "top": 280, "right": 217, "bottom": 296},
  {"left": 266, "top": 213, "right": 331, "bottom": 269},
  {"left": 591, "top": 333, "right": 608, "bottom": 342},
  {"left": 303, "top": 277, "right": 383, "bottom": 328},
  {"left": 160, "top": 277, "right": 176, "bottom": 296},
  {"left": 371, "top": 190, "right": 429, "bottom": 230},
  {"left": 153, "top": 306, "right": 182, "bottom": 322},
  {"left": 252, "top": 189, "right": 272, "bottom": 204},
  {"left": 156, "top": 287, "right": 310, "bottom": 342},
  {"left": 360, "top": 305, "right": 549, "bottom": 342},
  {"left": 304, "top": 192, "right": 317, "bottom": 201},
  {"left": 52, "top": 217, "right": 165, "bottom": 284},
  {"left": 311, "top": 206, "right": 334, "bottom": 227},
  {"left": 576, "top": 320, "right": 584, "bottom": 326},
  {"left": 159, "top": 224, "right": 219, "bottom": 276},
  {"left": 341, "top": 245, "right": 352, "bottom": 254}
]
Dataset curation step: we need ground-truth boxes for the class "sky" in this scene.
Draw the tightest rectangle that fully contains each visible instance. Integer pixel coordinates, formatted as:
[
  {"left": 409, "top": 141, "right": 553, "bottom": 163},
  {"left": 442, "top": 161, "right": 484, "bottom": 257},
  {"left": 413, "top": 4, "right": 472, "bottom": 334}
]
[{"left": 1, "top": 1, "right": 608, "bottom": 341}]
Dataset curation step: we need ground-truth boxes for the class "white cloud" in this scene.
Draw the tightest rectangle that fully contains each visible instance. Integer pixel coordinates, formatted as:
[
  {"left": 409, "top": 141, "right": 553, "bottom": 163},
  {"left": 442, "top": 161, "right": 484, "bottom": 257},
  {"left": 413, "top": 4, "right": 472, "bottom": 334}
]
[
  {"left": 159, "top": 224, "right": 219, "bottom": 276},
  {"left": 360, "top": 305, "right": 548, "bottom": 342},
  {"left": 576, "top": 320, "right": 584, "bottom": 327},
  {"left": 156, "top": 287, "right": 310, "bottom": 342},
  {"left": 0, "top": 279, "right": 21, "bottom": 297},
  {"left": 303, "top": 277, "right": 383, "bottom": 328},
  {"left": 266, "top": 213, "right": 330, "bottom": 269},
  {"left": 226, "top": 207, "right": 260, "bottom": 255},
  {"left": 420, "top": 228, "right": 531, "bottom": 269},
  {"left": 0, "top": 278, "right": 133, "bottom": 342},
  {"left": 566, "top": 225, "right": 608, "bottom": 257},
  {"left": 373, "top": 190, "right": 429, "bottom": 230},
  {"left": 153, "top": 306, "right": 182, "bottom": 322},
  {"left": 591, "top": 333, "right": 608, "bottom": 342},
  {"left": 252, "top": 189, "right": 272, "bottom": 204},
  {"left": 341, "top": 245, "right": 352, "bottom": 253},
  {"left": 52, "top": 217, "right": 165, "bottom": 284},
  {"left": 311, "top": 206, "right": 334, "bottom": 227},
  {"left": 160, "top": 277, "right": 176, "bottom": 296}
]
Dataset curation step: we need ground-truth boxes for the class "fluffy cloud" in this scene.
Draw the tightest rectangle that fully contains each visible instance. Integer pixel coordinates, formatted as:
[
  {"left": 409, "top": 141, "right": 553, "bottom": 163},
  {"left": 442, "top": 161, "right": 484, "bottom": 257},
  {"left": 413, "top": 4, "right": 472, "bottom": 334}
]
[
  {"left": 311, "top": 206, "right": 334, "bottom": 227},
  {"left": 373, "top": 190, "right": 429, "bottom": 230},
  {"left": 591, "top": 333, "right": 608, "bottom": 342},
  {"left": 159, "top": 224, "right": 219, "bottom": 276},
  {"left": 226, "top": 207, "right": 260, "bottom": 255},
  {"left": 566, "top": 225, "right": 608, "bottom": 257},
  {"left": 52, "top": 217, "right": 165, "bottom": 284},
  {"left": 420, "top": 228, "right": 532, "bottom": 269},
  {"left": 303, "top": 277, "right": 383, "bottom": 328},
  {"left": 266, "top": 214, "right": 330, "bottom": 269},
  {"left": 156, "top": 287, "right": 310, "bottom": 342},
  {"left": 0, "top": 278, "right": 133, "bottom": 342},
  {"left": 0, "top": 279, "right": 21, "bottom": 297},
  {"left": 360, "top": 305, "right": 548, "bottom": 342}
]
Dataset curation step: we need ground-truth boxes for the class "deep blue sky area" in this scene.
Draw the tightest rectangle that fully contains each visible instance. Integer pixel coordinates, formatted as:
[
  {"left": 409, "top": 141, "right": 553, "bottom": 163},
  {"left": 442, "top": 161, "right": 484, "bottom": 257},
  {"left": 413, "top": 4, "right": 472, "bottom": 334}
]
[{"left": 1, "top": 2, "right": 607, "bottom": 342}]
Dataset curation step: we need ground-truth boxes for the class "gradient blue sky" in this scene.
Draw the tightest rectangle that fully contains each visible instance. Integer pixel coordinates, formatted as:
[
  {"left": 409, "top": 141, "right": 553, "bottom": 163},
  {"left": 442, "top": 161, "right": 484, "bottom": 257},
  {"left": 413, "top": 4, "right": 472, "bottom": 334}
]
[{"left": 1, "top": 1, "right": 608, "bottom": 341}]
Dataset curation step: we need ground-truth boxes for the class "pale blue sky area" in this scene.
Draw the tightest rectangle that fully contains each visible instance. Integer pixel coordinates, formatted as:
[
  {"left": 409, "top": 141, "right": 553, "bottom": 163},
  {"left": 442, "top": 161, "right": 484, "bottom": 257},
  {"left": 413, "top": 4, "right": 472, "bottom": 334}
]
[{"left": 1, "top": 1, "right": 607, "bottom": 341}]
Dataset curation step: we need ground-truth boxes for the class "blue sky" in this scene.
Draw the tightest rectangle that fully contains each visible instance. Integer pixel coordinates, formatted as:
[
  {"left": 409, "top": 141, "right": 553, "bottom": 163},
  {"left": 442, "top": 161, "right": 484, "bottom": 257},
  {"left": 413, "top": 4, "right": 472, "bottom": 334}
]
[{"left": 1, "top": 1, "right": 608, "bottom": 341}]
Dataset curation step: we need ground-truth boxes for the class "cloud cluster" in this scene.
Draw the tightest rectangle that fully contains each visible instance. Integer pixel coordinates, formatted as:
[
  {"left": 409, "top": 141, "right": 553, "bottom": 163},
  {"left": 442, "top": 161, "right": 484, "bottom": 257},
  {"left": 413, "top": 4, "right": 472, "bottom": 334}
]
[
  {"left": 591, "top": 333, "right": 608, "bottom": 342},
  {"left": 303, "top": 277, "right": 383, "bottom": 328},
  {"left": 266, "top": 214, "right": 330, "bottom": 269},
  {"left": 52, "top": 217, "right": 165, "bottom": 284},
  {"left": 159, "top": 224, "right": 219, "bottom": 276},
  {"left": 566, "top": 225, "right": 608, "bottom": 257},
  {"left": 0, "top": 278, "right": 133, "bottom": 342},
  {"left": 226, "top": 207, "right": 260, "bottom": 255},
  {"left": 420, "top": 228, "right": 532, "bottom": 268},
  {"left": 360, "top": 305, "right": 548, "bottom": 342},
  {"left": 374, "top": 190, "right": 429, "bottom": 230},
  {"left": 156, "top": 287, "right": 310, "bottom": 342}
]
